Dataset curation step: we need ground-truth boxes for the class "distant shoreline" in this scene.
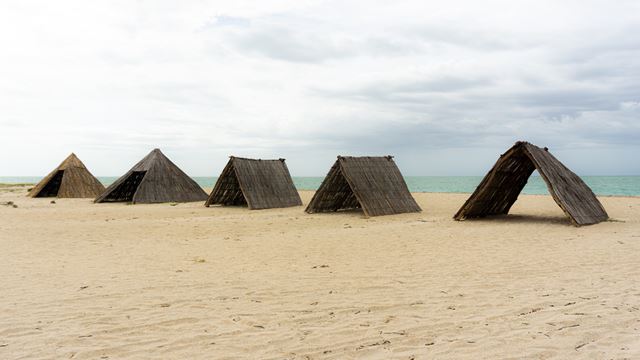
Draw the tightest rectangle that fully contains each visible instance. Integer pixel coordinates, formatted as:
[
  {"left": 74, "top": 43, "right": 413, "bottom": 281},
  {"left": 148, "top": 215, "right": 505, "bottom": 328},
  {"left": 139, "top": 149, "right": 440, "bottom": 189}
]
[
  {"left": 4, "top": 174, "right": 640, "bottom": 197},
  {"left": 3, "top": 183, "right": 638, "bottom": 198}
]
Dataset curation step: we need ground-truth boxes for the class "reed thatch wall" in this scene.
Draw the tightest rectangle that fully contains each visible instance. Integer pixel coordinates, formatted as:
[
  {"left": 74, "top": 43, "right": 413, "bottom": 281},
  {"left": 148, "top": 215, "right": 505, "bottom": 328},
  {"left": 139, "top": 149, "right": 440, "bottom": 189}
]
[
  {"left": 28, "top": 153, "right": 105, "bottom": 198},
  {"left": 94, "top": 149, "right": 207, "bottom": 204},
  {"left": 205, "top": 157, "right": 302, "bottom": 210},
  {"left": 454, "top": 141, "right": 608, "bottom": 226},
  {"left": 306, "top": 156, "right": 421, "bottom": 217}
]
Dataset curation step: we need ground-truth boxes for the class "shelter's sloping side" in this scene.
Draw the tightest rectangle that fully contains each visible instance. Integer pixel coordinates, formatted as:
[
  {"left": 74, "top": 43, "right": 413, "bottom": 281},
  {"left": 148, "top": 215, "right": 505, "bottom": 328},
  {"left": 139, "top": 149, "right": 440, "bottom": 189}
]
[
  {"left": 232, "top": 158, "right": 302, "bottom": 209},
  {"left": 523, "top": 144, "right": 608, "bottom": 225},
  {"left": 131, "top": 151, "right": 208, "bottom": 204},
  {"left": 133, "top": 149, "right": 207, "bottom": 203},
  {"left": 453, "top": 144, "right": 536, "bottom": 220},
  {"left": 95, "top": 149, "right": 207, "bottom": 203},
  {"left": 339, "top": 156, "right": 421, "bottom": 216},
  {"left": 305, "top": 160, "right": 361, "bottom": 213},
  {"left": 205, "top": 160, "right": 246, "bottom": 207},
  {"left": 29, "top": 153, "right": 104, "bottom": 198},
  {"left": 57, "top": 167, "right": 106, "bottom": 198},
  {"left": 454, "top": 141, "right": 608, "bottom": 226}
]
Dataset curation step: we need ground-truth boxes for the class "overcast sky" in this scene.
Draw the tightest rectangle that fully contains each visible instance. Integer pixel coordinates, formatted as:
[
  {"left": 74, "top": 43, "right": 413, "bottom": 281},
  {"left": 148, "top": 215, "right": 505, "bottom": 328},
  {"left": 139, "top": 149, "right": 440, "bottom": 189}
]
[{"left": 1, "top": 0, "right": 639, "bottom": 176}]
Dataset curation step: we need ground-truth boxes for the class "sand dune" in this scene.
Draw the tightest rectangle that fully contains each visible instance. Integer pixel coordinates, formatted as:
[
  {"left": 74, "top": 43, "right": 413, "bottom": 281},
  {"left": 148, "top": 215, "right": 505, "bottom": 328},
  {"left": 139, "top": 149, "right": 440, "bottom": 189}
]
[{"left": 1, "top": 185, "right": 639, "bottom": 359}]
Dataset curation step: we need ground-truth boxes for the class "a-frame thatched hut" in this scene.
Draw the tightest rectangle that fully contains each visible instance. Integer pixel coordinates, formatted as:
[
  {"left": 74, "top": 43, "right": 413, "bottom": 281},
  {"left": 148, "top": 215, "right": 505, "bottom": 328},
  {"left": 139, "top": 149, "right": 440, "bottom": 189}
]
[
  {"left": 94, "top": 148, "right": 207, "bottom": 204},
  {"left": 305, "top": 156, "right": 421, "bottom": 217},
  {"left": 454, "top": 141, "right": 608, "bottom": 226},
  {"left": 29, "top": 153, "right": 105, "bottom": 198},
  {"left": 205, "top": 156, "right": 302, "bottom": 209}
]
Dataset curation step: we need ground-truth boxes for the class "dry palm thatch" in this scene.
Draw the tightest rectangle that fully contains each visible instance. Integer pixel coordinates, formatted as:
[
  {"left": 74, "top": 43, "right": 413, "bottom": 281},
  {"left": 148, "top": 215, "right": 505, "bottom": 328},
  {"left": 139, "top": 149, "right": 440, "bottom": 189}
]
[
  {"left": 454, "top": 141, "right": 608, "bottom": 226},
  {"left": 94, "top": 149, "right": 207, "bottom": 204},
  {"left": 305, "top": 156, "right": 421, "bottom": 217},
  {"left": 205, "top": 156, "right": 302, "bottom": 209},
  {"left": 28, "top": 153, "right": 105, "bottom": 198}
]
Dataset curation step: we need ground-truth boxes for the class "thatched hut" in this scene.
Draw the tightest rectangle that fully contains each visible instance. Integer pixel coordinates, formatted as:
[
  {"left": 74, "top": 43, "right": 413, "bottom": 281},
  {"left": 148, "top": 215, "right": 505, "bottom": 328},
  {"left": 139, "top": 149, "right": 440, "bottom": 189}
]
[
  {"left": 29, "top": 153, "right": 105, "bottom": 198},
  {"left": 205, "top": 156, "right": 302, "bottom": 209},
  {"left": 305, "top": 156, "right": 421, "bottom": 217},
  {"left": 454, "top": 141, "right": 608, "bottom": 226},
  {"left": 94, "top": 148, "right": 207, "bottom": 204}
]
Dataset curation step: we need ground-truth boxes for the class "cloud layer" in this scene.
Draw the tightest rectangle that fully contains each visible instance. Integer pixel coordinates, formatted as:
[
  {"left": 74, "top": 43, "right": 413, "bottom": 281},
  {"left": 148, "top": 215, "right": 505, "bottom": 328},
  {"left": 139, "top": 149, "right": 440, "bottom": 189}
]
[{"left": 1, "top": 0, "right": 639, "bottom": 176}]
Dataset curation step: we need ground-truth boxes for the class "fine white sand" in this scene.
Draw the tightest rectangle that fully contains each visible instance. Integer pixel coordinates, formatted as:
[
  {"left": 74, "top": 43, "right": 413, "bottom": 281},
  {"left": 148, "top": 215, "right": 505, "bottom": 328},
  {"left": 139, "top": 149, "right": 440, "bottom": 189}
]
[{"left": 1, "top": 185, "right": 639, "bottom": 359}]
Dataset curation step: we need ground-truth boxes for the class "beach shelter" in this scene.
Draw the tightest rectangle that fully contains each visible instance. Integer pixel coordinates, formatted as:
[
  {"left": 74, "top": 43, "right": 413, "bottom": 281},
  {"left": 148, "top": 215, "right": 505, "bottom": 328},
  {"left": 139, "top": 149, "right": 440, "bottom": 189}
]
[
  {"left": 28, "top": 153, "right": 105, "bottom": 198},
  {"left": 94, "top": 148, "right": 207, "bottom": 204},
  {"left": 305, "top": 156, "right": 421, "bottom": 217},
  {"left": 205, "top": 156, "right": 302, "bottom": 209},
  {"left": 454, "top": 141, "right": 608, "bottom": 226}
]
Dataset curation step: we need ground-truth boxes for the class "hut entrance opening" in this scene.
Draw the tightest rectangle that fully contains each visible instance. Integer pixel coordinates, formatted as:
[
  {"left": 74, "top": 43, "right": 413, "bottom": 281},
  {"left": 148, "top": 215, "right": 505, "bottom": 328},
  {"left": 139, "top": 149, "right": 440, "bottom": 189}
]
[
  {"left": 101, "top": 171, "right": 146, "bottom": 202},
  {"left": 35, "top": 170, "right": 64, "bottom": 197},
  {"left": 210, "top": 163, "right": 247, "bottom": 206},
  {"left": 315, "top": 166, "right": 361, "bottom": 212},
  {"left": 463, "top": 147, "right": 537, "bottom": 216}
]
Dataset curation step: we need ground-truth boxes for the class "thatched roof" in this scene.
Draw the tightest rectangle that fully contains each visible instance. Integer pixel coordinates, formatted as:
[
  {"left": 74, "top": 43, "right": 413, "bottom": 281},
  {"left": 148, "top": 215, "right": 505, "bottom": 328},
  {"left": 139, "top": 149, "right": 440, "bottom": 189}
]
[
  {"left": 94, "top": 148, "right": 207, "bottom": 204},
  {"left": 205, "top": 156, "right": 302, "bottom": 210},
  {"left": 305, "top": 156, "right": 421, "bottom": 217},
  {"left": 454, "top": 141, "right": 608, "bottom": 226},
  {"left": 28, "top": 153, "right": 105, "bottom": 198}
]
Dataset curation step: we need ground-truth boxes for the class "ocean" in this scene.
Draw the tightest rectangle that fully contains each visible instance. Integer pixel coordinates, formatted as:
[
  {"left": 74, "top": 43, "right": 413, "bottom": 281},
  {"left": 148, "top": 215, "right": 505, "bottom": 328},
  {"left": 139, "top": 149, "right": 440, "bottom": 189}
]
[{"left": 1, "top": 176, "right": 639, "bottom": 196}]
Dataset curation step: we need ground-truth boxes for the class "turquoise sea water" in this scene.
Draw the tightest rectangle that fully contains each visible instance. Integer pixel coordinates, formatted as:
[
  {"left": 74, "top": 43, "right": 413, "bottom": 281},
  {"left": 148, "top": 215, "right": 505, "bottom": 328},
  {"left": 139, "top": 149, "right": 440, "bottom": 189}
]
[{"left": 2, "top": 176, "right": 640, "bottom": 196}]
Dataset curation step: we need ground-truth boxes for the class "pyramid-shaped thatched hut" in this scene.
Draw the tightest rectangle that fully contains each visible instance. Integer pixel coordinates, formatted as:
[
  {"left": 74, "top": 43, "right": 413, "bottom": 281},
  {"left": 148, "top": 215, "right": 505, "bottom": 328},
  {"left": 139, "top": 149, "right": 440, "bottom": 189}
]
[
  {"left": 454, "top": 141, "right": 608, "bottom": 226},
  {"left": 205, "top": 156, "right": 302, "bottom": 210},
  {"left": 305, "top": 156, "right": 421, "bottom": 217},
  {"left": 95, "top": 149, "right": 207, "bottom": 204},
  {"left": 29, "top": 153, "right": 105, "bottom": 198}
]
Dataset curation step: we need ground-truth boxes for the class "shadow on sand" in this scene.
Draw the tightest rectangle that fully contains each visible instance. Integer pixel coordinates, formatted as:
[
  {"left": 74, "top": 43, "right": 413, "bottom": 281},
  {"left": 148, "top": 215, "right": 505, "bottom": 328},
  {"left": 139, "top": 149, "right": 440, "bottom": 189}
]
[{"left": 461, "top": 214, "right": 571, "bottom": 226}]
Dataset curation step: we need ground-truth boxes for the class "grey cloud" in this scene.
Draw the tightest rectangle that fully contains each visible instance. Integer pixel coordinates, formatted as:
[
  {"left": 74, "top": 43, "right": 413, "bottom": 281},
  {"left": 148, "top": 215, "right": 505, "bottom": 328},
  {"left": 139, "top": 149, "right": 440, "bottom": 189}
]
[
  {"left": 142, "top": 82, "right": 230, "bottom": 108},
  {"left": 223, "top": 21, "right": 437, "bottom": 63},
  {"left": 215, "top": 15, "right": 251, "bottom": 26},
  {"left": 505, "top": 89, "right": 624, "bottom": 117},
  {"left": 206, "top": 15, "right": 251, "bottom": 27},
  {"left": 310, "top": 70, "right": 640, "bottom": 152},
  {"left": 302, "top": 103, "right": 640, "bottom": 162},
  {"left": 224, "top": 21, "right": 532, "bottom": 63},
  {"left": 554, "top": 27, "right": 640, "bottom": 66},
  {"left": 406, "top": 25, "right": 535, "bottom": 51},
  {"left": 315, "top": 69, "right": 639, "bottom": 118},
  {"left": 231, "top": 26, "right": 353, "bottom": 63},
  {"left": 391, "top": 77, "right": 493, "bottom": 93},
  {"left": 313, "top": 76, "right": 492, "bottom": 103}
]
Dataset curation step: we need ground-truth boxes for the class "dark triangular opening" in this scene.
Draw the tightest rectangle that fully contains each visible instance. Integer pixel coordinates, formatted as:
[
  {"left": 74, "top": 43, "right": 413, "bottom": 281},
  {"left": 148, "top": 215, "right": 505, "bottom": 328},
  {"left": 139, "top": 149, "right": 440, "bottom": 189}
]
[
  {"left": 208, "top": 163, "right": 247, "bottom": 206},
  {"left": 101, "top": 171, "right": 147, "bottom": 202},
  {"left": 456, "top": 147, "right": 536, "bottom": 218},
  {"left": 487, "top": 148, "right": 537, "bottom": 215},
  {"left": 36, "top": 170, "right": 64, "bottom": 197},
  {"left": 307, "top": 165, "right": 361, "bottom": 213},
  {"left": 326, "top": 167, "right": 361, "bottom": 212}
]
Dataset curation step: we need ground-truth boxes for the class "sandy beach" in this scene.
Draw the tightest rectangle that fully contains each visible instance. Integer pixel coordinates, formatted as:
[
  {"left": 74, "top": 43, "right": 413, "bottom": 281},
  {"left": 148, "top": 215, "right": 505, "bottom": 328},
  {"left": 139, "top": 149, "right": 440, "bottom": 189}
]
[{"left": 1, "top": 185, "right": 639, "bottom": 359}]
